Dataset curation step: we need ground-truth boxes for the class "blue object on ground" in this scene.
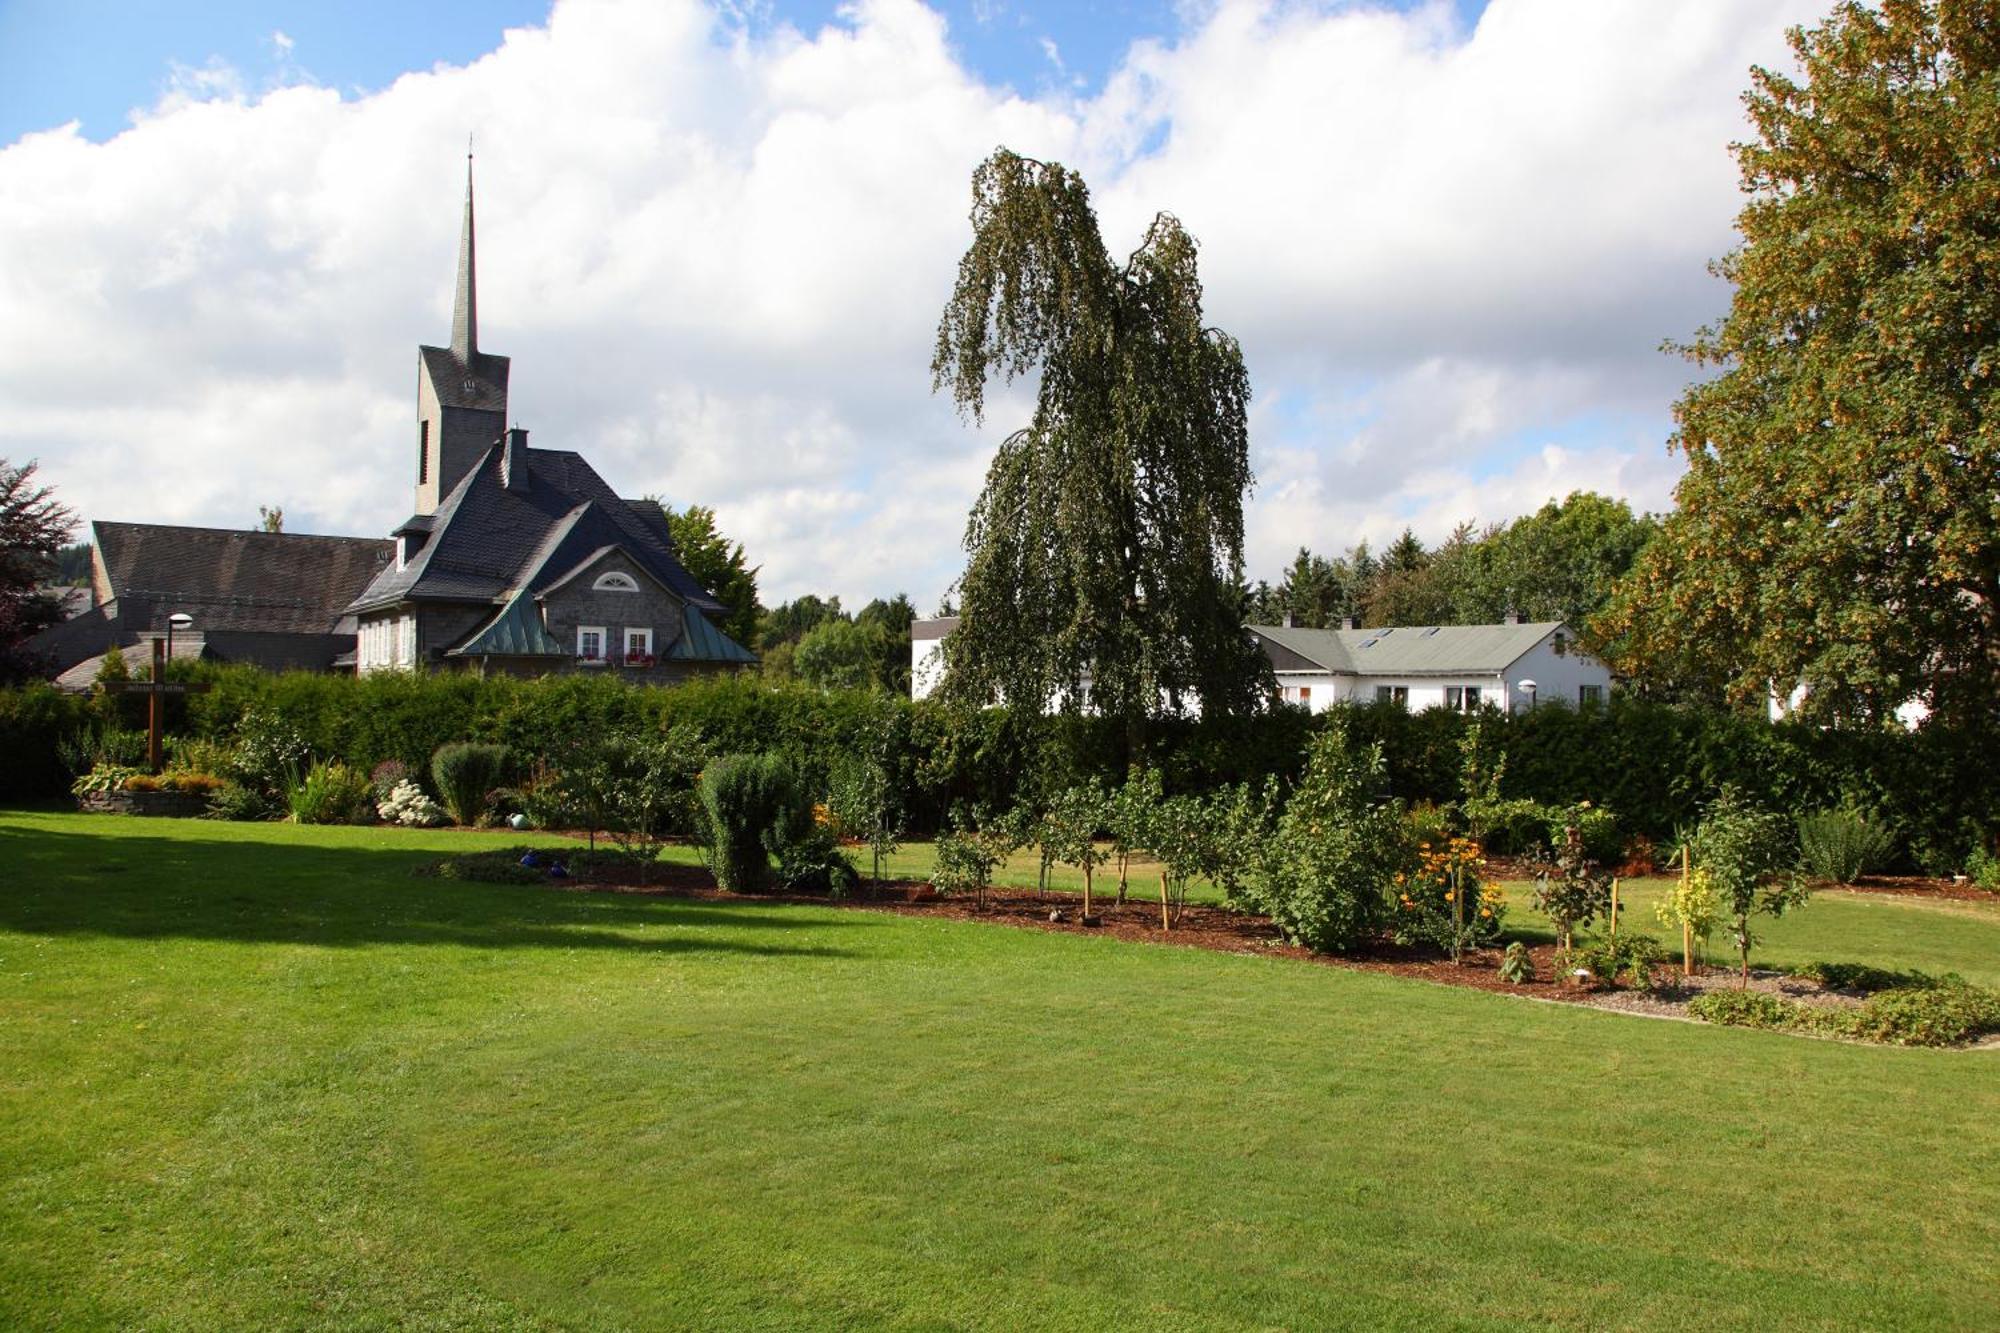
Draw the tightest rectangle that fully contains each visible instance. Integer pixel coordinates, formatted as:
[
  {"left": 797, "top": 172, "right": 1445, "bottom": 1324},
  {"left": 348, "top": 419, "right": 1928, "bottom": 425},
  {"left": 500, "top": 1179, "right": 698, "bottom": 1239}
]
[
  {"left": 520, "top": 852, "right": 539, "bottom": 868},
  {"left": 548, "top": 863, "right": 569, "bottom": 879}
]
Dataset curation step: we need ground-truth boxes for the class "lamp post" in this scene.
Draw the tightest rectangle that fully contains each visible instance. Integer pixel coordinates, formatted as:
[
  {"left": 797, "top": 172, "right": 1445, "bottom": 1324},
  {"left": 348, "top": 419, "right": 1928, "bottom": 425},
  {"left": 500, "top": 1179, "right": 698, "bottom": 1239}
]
[
  {"left": 1519, "top": 678, "right": 1537, "bottom": 714},
  {"left": 166, "top": 612, "right": 194, "bottom": 663}
]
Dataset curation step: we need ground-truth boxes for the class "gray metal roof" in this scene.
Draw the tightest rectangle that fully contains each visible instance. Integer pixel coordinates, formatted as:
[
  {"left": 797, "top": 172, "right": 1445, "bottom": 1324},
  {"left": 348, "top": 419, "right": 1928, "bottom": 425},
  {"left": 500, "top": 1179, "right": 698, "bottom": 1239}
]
[{"left": 1248, "top": 621, "right": 1563, "bottom": 676}]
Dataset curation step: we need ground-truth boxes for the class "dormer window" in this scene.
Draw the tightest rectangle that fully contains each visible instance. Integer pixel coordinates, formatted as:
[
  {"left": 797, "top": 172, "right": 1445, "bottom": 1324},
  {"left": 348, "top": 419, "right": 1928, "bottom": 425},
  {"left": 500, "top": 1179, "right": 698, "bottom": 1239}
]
[{"left": 592, "top": 571, "right": 639, "bottom": 592}]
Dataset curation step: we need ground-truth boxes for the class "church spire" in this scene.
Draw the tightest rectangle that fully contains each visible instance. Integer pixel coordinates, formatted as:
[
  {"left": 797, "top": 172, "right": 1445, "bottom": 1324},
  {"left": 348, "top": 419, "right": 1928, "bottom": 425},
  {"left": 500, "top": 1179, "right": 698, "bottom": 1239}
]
[{"left": 451, "top": 144, "right": 477, "bottom": 361}]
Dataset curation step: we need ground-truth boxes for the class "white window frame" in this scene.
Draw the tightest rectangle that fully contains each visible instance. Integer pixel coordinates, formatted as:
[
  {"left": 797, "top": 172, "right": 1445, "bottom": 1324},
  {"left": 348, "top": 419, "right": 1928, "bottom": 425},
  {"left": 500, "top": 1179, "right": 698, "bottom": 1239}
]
[
  {"left": 1579, "top": 684, "right": 1604, "bottom": 707},
  {"left": 624, "top": 627, "right": 653, "bottom": 661},
  {"left": 577, "top": 626, "right": 607, "bottom": 663},
  {"left": 592, "top": 571, "right": 639, "bottom": 593}
]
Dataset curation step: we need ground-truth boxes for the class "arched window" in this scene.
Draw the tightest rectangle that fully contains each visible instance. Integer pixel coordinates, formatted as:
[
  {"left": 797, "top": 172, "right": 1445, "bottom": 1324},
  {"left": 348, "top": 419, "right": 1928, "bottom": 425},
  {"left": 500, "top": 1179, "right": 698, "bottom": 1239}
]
[{"left": 592, "top": 571, "right": 639, "bottom": 593}]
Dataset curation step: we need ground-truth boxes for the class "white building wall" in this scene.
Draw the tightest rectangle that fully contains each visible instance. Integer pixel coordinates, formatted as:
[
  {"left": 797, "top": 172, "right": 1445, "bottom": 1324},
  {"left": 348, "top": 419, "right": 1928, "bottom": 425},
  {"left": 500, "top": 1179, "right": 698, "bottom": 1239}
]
[
  {"left": 911, "top": 635, "right": 945, "bottom": 700},
  {"left": 1500, "top": 634, "right": 1613, "bottom": 711}
]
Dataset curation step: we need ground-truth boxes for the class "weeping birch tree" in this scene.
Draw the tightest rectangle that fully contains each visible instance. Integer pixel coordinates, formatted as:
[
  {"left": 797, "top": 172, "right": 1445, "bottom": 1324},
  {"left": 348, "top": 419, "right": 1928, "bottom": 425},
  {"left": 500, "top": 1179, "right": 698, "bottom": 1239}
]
[{"left": 930, "top": 149, "right": 1270, "bottom": 742}]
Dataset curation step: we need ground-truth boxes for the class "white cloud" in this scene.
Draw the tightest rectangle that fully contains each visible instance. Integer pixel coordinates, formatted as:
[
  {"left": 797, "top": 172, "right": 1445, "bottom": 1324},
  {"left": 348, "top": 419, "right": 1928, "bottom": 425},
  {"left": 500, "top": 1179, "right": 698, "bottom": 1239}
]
[{"left": 0, "top": 0, "right": 1820, "bottom": 610}]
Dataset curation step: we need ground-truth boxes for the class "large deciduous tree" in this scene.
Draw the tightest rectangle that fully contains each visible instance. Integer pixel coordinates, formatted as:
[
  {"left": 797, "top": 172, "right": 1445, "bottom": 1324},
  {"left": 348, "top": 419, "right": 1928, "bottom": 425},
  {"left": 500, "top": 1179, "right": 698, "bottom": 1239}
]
[
  {"left": 1603, "top": 2, "right": 2000, "bottom": 724},
  {"left": 931, "top": 149, "right": 1268, "bottom": 735},
  {"left": 0, "top": 458, "right": 76, "bottom": 683},
  {"left": 661, "top": 503, "right": 762, "bottom": 650}
]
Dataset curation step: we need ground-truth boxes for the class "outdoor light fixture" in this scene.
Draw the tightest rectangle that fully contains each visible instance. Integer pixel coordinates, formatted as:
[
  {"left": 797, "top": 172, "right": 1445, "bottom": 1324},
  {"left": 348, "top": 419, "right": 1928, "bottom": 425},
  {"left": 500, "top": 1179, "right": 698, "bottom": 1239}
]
[{"left": 166, "top": 612, "right": 194, "bottom": 662}]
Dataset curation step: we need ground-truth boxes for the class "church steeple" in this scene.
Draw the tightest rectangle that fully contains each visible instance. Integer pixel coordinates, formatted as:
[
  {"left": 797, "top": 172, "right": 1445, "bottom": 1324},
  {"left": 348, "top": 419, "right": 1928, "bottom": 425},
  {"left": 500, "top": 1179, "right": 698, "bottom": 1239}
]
[{"left": 451, "top": 148, "right": 477, "bottom": 361}]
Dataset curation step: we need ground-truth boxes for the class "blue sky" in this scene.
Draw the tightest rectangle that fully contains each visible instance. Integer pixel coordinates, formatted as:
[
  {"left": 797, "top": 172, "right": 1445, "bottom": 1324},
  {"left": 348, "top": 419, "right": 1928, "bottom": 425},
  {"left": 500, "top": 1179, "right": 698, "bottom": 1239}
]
[
  {"left": 0, "top": 0, "right": 1807, "bottom": 606},
  {"left": 0, "top": 0, "right": 1488, "bottom": 145}
]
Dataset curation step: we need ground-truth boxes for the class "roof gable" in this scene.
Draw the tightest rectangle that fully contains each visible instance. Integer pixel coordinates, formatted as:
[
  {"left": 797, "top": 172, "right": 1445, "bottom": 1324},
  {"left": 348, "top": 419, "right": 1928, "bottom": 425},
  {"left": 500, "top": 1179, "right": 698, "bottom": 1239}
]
[{"left": 1250, "top": 621, "right": 1566, "bottom": 676}]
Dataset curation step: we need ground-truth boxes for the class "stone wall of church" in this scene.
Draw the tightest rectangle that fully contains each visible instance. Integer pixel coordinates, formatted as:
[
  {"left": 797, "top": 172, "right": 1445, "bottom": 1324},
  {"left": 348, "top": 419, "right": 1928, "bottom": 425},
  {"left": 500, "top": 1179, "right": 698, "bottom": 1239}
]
[{"left": 541, "top": 551, "right": 685, "bottom": 665}]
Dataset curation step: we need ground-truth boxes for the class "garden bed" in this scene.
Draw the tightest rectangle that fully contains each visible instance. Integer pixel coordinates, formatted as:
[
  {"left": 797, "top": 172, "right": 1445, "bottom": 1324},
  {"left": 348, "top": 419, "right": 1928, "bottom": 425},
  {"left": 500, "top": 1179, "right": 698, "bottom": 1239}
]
[{"left": 76, "top": 789, "right": 212, "bottom": 818}]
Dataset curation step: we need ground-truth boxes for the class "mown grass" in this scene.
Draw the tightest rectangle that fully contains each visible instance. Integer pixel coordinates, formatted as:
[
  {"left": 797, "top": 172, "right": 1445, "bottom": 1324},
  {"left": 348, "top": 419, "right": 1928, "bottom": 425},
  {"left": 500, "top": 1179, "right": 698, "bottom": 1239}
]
[{"left": 2, "top": 809, "right": 1996, "bottom": 1330}]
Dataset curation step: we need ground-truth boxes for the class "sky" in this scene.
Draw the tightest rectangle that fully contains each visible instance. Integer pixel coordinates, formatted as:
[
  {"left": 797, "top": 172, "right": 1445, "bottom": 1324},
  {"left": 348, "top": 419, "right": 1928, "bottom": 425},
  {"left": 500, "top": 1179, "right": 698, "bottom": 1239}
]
[{"left": 0, "top": 0, "right": 1825, "bottom": 610}]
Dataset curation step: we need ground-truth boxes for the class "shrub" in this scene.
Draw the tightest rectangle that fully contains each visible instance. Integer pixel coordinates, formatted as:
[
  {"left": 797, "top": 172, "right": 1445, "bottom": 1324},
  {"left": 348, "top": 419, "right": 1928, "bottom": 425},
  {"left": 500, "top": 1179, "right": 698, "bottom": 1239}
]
[
  {"left": 206, "top": 781, "right": 276, "bottom": 821},
  {"left": 285, "top": 760, "right": 373, "bottom": 825},
  {"left": 166, "top": 735, "right": 236, "bottom": 778},
  {"left": 1966, "top": 847, "right": 2000, "bottom": 892},
  {"left": 699, "top": 752, "right": 811, "bottom": 893},
  {"left": 1392, "top": 830, "right": 1504, "bottom": 959},
  {"left": 1690, "top": 974, "right": 2000, "bottom": 1047},
  {"left": 767, "top": 804, "right": 859, "bottom": 897},
  {"left": 230, "top": 708, "right": 311, "bottom": 796},
  {"left": 1835, "top": 979, "right": 2000, "bottom": 1047},
  {"left": 369, "top": 759, "right": 412, "bottom": 800},
  {"left": 560, "top": 728, "right": 705, "bottom": 863},
  {"left": 1688, "top": 989, "right": 1796, "bottom": 1030},
  {"left": 1577, "top": 932, "right": 1663, "bottom": 989},
  {"left": 1694, "top": 789, "right": 1810, "bottom": 984},
  {"left": 931, "top": 810, "right": 1005, "bottom": 907},
  {"left": 159, "top": 772, "right": 224, "bottom": 795},
  {"left": 431, "top": 742, "right": 511, "bottom": 827},
  {"left": 377, "top": 779, "right": 445, "bottom": 827},
  {"left": 122, "top": 773, "right": 162, "bottom": 792},
  {"left": 59, "top": 723, "right": 148, "bottom": 777},
  {"left": 1796, "top": 805, "right": 1895, "bottom": 884},
  {"left": 1242, "top": 718, "right": 1410, "bottom": 954},
  {"left": 1532, "top": 812, "right": 1613, "bottom": 960},
  {"left": 1788, "top": 961, "right": 1926, "bottom": 992},
  {"left": 1498, "top": 941, "right": 1535, "bottom": 985},
  {"left": 1549, "top": 805, "right": 1621, "bottom": 867},
  {"left": 1653, "top": 864, "right": 1722, "bottom": 973}
]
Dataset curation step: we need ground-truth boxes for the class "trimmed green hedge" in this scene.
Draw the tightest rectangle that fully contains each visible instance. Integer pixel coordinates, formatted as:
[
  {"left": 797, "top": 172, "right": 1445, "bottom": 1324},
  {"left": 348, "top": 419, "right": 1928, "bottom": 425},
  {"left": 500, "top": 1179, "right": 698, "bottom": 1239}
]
[{"left": 3, "top": 665, "right": 1994, "bottom": 867}]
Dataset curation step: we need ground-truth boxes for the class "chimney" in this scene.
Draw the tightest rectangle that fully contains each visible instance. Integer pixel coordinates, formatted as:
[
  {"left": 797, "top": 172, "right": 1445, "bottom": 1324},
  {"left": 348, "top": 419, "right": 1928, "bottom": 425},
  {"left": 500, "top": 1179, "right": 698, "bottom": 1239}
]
[
  {"left": 1282, "top": 610, "right": 1297, "bottom": 629},
  {"left": 1503, "top": 606, "right": 1523, "bottom": 626},
  {"left": 502, "top": 426, "right": 530, "bottom": 493},
  {"left": 1342, "top": 613, "right": 1362, "bottom": 631}
]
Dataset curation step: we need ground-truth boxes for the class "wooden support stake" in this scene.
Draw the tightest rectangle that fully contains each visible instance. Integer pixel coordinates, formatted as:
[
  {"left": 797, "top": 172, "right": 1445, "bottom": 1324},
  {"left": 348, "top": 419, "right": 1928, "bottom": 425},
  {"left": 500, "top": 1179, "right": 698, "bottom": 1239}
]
[
  {"left": 1609, "top": 877, "right": 1620, "bottom": 940},
  {"left": 147, "top": 638, "right": 165, "bottom": 773},
  {"left": 1681, "top": 845, "right": 1694, "bottom": 977},
  {"left": 1159, "top": 866, "right": 1170, "bottom": 931},
  {"left": 1082, "top": 860, "right": 1093, "bottom": 920}
]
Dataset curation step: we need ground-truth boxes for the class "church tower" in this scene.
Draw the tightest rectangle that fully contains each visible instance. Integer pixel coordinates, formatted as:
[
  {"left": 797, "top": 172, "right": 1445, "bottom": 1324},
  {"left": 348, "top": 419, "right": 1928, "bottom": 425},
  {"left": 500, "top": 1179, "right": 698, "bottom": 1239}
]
[{"left": 414, "top": 153, "right": 510, "bottom": 516}]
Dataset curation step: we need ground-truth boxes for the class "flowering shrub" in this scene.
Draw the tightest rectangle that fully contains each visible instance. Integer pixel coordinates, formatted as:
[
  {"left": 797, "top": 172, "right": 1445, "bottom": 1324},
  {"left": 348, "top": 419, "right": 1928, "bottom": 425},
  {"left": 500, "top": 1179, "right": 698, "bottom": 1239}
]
[
  {"left": 1654, "top": 864, "right": 1722, "bottom": 971},
  {"left": 1393, "top": 833, "right": 1505, "bottom": 959},
  {"left": 377, "top": 779, "right": 445, "bottom": 827}
]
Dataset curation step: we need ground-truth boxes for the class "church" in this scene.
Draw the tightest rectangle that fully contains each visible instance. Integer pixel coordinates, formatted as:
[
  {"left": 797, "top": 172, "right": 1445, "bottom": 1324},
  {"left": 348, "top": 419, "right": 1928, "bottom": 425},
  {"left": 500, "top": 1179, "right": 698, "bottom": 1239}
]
[{"left": 34, "top": 161, "right": 755, "bottom": 686}]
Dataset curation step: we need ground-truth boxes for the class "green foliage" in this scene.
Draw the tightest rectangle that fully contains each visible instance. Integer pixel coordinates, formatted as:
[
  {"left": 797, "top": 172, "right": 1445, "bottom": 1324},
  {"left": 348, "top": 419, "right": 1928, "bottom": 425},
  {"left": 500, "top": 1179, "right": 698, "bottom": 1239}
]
[
  {"left": 1968, "top": 848, "right": 2000, "bottom": 892},
  {"left": 1532, "top": 816, "right": 1613, "bottom": 959},
  {"left": 1653, "top": 865, "right": 1723, "bottom": 968},
  {"left": 1788, "top": 961, "right": 1929, "bottom": 992},
  {"left": 0, "top": 684, "right": 92, "bottom": 799},
  {"left": 430, "top": 742, "right": 511, "bottom": 827},
  {"left": 765, "top": 808, "right": 859, "bottom": 898},
  {"left": 661, "top": 502, "right": 761, "bottom": 650},
  {"left": 698, "top": 752, "right": 811, "bottom": 893},
  {"left": 205, "top": 781, "right": 276, "bottom": 822},
  {"left": 285, "top": 760, "right": 373, "bottom": 826},
  {"left": 1602, "top": 2, "right": 2000, "bottom": 724},
  {"left": 1693, "top": 789, "right": 1811, "bottom": 982},
  {"left": 230, "top": 707, "right": 311, "bottom": 799},
  {"left": 931, "top": 809, "right": 1005, "bottom": 907},
  {"left": 1393, "top": 829, "right": 1504, "bottom": 958},
  {"left": 558, "top": 728, "right": 705, "bottom": 864},
  {"left": 1577, "top": 932, "right": 1663, "bottom": 990},
  {"left": 1551, "top": 806, "right": 1621, "bottom": 867},
  {"left": 931, "top": 148, "right": 1268, "bottom": 726},
  {"left": 1497, "top": 941, "right": 1535, "bottom": 985},
  {"left": 1796, "top": 806, "right": 1896, "bottom": 885},
  {"left": 1691, "top": 974, "right": 2000, "bottom": 1048},
  {"left": 1242, "top": 718, "right": 1409, "bottom": 953},
  {"left": 70, "top": 763, "right": 147, "bottom": 798},
  {"left": 793, "top": 617, "right": 894, "bottom": 692}
]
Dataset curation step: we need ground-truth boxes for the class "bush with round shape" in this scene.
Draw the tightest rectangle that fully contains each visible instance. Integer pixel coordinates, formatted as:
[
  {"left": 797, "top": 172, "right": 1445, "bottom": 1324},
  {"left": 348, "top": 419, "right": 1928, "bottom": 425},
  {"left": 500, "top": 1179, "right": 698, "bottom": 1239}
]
[{"left": 699, "top": 752, "right": 811, "bottom": 893}]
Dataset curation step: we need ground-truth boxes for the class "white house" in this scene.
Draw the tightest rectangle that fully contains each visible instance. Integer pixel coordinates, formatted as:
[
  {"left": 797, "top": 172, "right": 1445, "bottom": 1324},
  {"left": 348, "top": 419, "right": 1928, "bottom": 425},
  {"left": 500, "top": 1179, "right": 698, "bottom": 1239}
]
[
  {"left": 910, "top": 613, "right": 1612, "bottom": 713},
  {"left": 1250, "top": 615, "right": 1610, "bottom": 714}
]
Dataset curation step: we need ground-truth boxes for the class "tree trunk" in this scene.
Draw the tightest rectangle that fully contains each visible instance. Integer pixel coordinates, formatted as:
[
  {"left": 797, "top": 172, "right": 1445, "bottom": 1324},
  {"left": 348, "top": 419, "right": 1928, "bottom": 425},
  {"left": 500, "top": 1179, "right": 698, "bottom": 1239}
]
[{"left": 1083, "top": 861, "right": 1093, "bottom": 919}]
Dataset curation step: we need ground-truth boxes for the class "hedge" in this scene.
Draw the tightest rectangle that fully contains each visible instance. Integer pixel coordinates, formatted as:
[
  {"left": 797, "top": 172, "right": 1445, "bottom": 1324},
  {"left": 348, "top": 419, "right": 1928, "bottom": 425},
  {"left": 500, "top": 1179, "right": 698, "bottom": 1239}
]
[{"left": 4, "top": 665, "right": 1993, "bottom": 869}]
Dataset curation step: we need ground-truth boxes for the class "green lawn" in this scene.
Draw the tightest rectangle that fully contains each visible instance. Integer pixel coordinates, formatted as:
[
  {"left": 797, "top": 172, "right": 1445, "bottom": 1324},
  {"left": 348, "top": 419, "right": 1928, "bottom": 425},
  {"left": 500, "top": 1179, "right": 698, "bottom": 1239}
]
[{"left": 3, "top": 810, "right": 1997, "bottom": 1330}]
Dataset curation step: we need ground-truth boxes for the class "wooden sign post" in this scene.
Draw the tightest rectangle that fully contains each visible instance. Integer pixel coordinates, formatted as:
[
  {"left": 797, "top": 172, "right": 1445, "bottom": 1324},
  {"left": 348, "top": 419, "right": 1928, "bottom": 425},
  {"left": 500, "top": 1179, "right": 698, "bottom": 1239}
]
[{"left": 100, "top": 639, "right": 211, "bottom": 772}]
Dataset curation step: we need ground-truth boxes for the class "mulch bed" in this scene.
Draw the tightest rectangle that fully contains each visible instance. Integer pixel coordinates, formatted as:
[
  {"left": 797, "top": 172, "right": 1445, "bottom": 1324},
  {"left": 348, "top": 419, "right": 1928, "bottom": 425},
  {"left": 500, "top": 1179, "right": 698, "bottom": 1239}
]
[
  {"left": 544, "top": 857, "right": 1606, "bottom": 1001},
  {"left": 1824, "top": 875, "right": 1997, "bottom": 903}
]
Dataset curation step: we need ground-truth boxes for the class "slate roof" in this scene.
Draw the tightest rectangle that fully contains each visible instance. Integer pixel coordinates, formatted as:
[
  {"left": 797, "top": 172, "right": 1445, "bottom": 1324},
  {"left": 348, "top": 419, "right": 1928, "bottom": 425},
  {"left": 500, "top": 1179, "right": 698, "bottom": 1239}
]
[
  {"left": 417, "top": 344, "right": 510, "bottom": 413},
  {"left": 95, "top": 522, "right": 393, "bottom": 634},
  {"left": 351, "top": 444, "right": 722, "bottom": 618},
  {"left": 350, "top": 439, "right": 749, "bottom": 663},
  {"left": 1248, "top": 621, "right": 1563, "bottom": 676}
]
